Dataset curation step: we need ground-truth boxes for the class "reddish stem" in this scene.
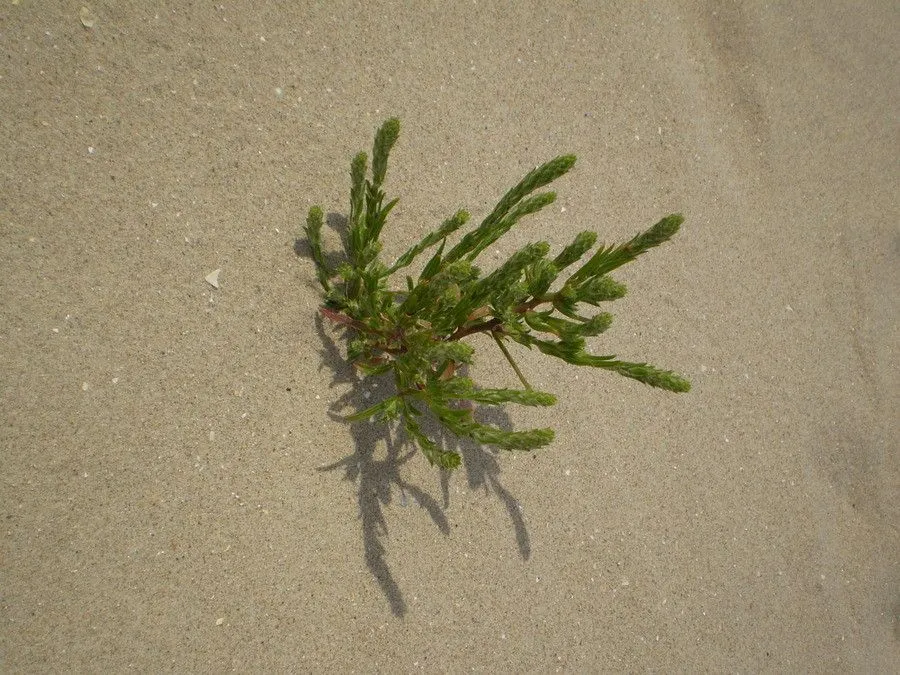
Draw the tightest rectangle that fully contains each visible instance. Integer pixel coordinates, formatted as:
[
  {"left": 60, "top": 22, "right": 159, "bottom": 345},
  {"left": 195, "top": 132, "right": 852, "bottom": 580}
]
[
  {"left": 320, "top": 306, "right": 368, "bottom": 331},
  {"left": 447, "top": 296, "right": 549, "bottom": 341}
]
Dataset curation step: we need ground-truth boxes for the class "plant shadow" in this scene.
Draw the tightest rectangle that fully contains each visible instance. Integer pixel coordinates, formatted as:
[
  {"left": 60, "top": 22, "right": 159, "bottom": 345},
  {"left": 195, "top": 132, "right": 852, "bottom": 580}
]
[{"left": 302, "top": 221, "right": 531, "bottom": 617}]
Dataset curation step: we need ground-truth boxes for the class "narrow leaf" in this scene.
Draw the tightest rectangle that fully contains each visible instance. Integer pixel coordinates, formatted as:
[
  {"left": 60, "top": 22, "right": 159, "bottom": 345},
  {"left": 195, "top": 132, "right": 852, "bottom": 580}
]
[
  {"left": 482, "top": 155, "right": 575, "bottom": 230},
  {"left": 344, "top": 395, "right": 402, "bottom": 422},
  {"left": 419, "top": 239, "right": 445, "bottom": 280},
  {"left": 365, "top": 188, "right": 398, "bottom": 246},
  {"left": 577, "top": 276, "right": 627, "bottom": 304},
  {"left": 577, "top": 312, "right": 614, "bottom": 336},
  {"left": 463, "top": 387, "right": 557, "bottom": 406},
  {"left": 304, "top": 206, "right": 331, "bottom": 291},
  {"left": 583, "top": 357, "right": 692, "bottom": 392},
  {"left": 403, "top": 411, "right": 460, "bottom": 469},
  {"left": 444, "top": 155, "right": 576, "bottom": 264},
  {"left": 568, "top": 213, "right": 683, "bottom": 285},
  {"left": 388, "top": 210, "right": 469, "bottom": 275},
  {"left": 524, "top": 258, "right": 558, "bottom": 298},
  {"left": 469, "top": 424, "right": 555, "bottom": 451},
  {"left": 423, "top": 340, "right": 475, "bottom": 366},
  {"left": 463, "top": 191, "right": 557, "bottom": 262},
  {"left": 454, "top": 241, "right": 550, "bottom": 324},
  {"left": 348, "top": 152, "right": 368, "bottom": 262},
  {"left": 530, "top": 341, "right": 691, "bottom": 393},
  {"left": 553, "top": 230, "right": 598, "bottom": 270}
]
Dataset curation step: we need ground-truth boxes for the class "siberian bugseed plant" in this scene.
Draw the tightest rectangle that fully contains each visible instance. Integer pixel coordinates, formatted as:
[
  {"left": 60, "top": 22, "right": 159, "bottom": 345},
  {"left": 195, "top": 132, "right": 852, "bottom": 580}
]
[{"left": 305, "top": 118, "right": 689, "bottom": 470}]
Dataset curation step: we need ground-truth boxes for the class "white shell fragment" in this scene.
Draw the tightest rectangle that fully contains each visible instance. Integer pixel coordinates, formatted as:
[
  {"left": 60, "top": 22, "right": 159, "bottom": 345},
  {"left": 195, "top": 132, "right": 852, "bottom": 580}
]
[
  {"left": 205, "top": 269, "right": 221, "bottom": 289},
  {"left": 79, "top": 6, "right": 96, "bottom": 28}
]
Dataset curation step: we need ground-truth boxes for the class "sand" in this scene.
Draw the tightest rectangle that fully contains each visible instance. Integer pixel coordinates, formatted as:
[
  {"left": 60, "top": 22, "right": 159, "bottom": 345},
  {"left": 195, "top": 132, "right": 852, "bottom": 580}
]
[{"left": 1, "top": 1, "right": 897, "bottom": 671}]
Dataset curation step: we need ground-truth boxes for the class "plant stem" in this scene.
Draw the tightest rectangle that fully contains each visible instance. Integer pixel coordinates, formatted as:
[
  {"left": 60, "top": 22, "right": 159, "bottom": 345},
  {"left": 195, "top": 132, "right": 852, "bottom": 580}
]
[
  {"left": 450, "top": 317, "right": 503, "bottom": 341},
  {"left": 491, "top": 330, "right": 532, "bottom": 390},
  {"left": 447, "top": 295, "right": 552, "bottom": 341}
]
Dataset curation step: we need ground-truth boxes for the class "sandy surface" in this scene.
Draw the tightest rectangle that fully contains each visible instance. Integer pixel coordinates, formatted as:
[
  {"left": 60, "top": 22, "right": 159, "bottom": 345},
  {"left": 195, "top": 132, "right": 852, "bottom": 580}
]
[{"left": 1, "top": 1, "right": 897, "bottom": 671}]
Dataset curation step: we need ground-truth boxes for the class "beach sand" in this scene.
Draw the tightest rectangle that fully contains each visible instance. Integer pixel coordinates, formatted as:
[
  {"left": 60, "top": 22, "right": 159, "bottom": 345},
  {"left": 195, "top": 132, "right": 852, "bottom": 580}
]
[{"left": 1, "top": 2, "right": 897, "bottom": 671}]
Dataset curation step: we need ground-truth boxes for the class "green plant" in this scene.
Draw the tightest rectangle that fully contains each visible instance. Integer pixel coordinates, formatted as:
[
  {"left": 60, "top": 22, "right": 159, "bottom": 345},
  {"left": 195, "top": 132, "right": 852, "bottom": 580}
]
[{"left": 305, "top": 118, "right": 689, "bottom": 470}]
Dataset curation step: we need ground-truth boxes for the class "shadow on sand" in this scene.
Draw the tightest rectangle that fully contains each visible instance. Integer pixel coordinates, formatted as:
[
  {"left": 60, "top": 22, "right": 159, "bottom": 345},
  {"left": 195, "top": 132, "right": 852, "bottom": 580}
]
[
  {"left": 297, "top": 216, "right": 531, "bottom": 616},
  {"left": 312, "top": 312, "right": 530, "bottom": 618}
]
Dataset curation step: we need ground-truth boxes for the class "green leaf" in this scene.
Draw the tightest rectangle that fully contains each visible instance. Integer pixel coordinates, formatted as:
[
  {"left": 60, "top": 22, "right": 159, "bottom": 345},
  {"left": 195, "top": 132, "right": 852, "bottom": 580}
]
[
  {"left": 576, "top": 276, "right": 627, "bottom": 304},
  {"left": 423, "top": 340, "right": 475, "bottom": 366},
  {"left": 465, "top": 387, "right": 556, "bottom": 406},
  {"left": 402, "top": 408, "right": 461, "bottom": 469},
  {"left": 358, "top": 239, "right": 383, "bottom": 269},
  {"left": 529, "top": 340, "right": 691, "bottom": 393},
  {"left": 356, "top": 360, "right": 393, "bottom": 377},
  {"left": 364, "top": 184, "right": 398, "bottom": 247},
  {"left": 345, "top": 395, "right": 403, "bottom": 422},
  {"left": 482, "top": 155, "right": 575, "bottom": 231},
  {"left": 577, "top": 312, "right": 613, "bottom": 336},
  {"left": 530, "top": 336, "right": 590, "bottom": 363},
  {"left": 469, "top": 424, "right": 555, "bottom": 451},
  {"left": 349, "top": 153, "right": 368, "bottom": 211},
  {"left": 524, "top": 258, "right": 558, "bottom": 298},
  {"left": 429, "top": 396, "right": 555, "bottom": 451},
  {"left": 553, "top": 231, "right": 597, "bottom": 270},
  {"left": 551, "top": 284, "right": 580, "bottom": 319},
  {"left": 528, "top": 309, "right": 610, "bottom": 339},
  {"left": 523, "top": 310, "right": 576, "bottom": 338},
  {"left": 454, "top": 241, "right": 549, "bottom": 324},
  {"left": 399, "top": 259, "right": 476, "bottom": 317},
  {"left": 523, "top": 310, "right": 611, "bottom": 339},
  {"left": 419, "top": 239, "right": 446, "bottom": 280},
  {"left": 426, "top": 376, "right": 555, "bottom": 407}
]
